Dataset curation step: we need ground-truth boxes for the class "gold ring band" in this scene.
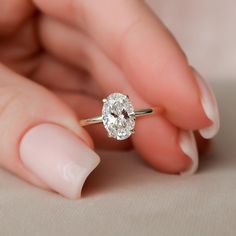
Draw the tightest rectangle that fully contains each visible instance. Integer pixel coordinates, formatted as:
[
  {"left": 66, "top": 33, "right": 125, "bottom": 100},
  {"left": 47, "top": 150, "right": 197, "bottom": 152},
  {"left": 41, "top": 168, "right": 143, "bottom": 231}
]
[{"left": 80, "top": 107, "right": 161, "bottom": 127}]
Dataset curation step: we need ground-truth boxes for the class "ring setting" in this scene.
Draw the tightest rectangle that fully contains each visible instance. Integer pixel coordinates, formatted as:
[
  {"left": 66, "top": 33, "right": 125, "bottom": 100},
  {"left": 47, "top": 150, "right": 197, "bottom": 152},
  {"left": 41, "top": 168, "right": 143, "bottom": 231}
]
[{"left": 80, "top": 93, "right": 161, "bottom": 140}]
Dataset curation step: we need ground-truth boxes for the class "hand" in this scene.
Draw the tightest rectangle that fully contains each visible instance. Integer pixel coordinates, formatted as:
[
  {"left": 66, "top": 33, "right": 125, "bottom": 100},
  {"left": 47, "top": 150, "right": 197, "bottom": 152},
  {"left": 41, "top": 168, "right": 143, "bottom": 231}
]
[{"left": 0, "top": 0, "right": 219, "bottom": 199}]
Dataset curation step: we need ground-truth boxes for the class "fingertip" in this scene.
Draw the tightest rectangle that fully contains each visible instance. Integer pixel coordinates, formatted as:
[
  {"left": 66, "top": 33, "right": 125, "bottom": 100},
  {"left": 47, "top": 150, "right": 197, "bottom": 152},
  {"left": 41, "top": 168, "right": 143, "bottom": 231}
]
[
  {"left": 179, "top": 130, "right": 199, "bottom": 176},
  {"left": 192, "top": 68, "right": 220, "bottom": 139},
  {"left": 133, "top": 116, "right": 193, "bottom": 174},
  {"left": 19, "top": 123, "right": 100, "bottom": 199}
]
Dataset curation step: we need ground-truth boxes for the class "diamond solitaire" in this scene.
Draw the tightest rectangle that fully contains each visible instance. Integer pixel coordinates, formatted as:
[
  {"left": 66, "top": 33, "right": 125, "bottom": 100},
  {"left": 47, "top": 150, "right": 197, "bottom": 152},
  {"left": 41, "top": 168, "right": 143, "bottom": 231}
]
[
  {"left": 102, "top": 93, "right": 135, "bottom": 140},
  {"left": 79, "top": 92, "right": 161, "bottom": 140}
]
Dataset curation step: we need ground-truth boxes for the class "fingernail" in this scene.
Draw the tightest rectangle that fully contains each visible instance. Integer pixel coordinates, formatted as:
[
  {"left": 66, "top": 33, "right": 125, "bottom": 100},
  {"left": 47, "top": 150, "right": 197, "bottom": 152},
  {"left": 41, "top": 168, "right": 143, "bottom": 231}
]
[
  {"left": 179, "top": 130, "right": 199, "bottom": 176},
  {"left": 193, "top": 69, "right": 220, "bottom": 139},
  {"left": 19, "top": 124, "right": 100, "bottom": 199}
]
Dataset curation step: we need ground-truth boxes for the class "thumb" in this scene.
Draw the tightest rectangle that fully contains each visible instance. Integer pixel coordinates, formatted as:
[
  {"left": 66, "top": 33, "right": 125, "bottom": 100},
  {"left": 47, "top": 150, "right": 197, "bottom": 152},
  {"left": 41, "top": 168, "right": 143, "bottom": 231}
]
[{"left": 0, "top": 64, "right": 100, "bottom": 199}]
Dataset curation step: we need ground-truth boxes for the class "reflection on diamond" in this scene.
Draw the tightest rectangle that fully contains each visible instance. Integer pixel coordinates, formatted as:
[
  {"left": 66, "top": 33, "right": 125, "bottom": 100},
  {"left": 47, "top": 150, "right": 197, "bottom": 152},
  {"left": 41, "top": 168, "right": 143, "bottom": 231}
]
[{"left": 102, "top": 93, "right": 135, "bottom": 140}]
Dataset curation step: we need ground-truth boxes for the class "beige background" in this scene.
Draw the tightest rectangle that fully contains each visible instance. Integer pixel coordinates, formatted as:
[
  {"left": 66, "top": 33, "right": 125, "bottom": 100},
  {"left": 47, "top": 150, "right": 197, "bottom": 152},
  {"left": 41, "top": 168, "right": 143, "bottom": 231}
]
[
  {"left": 148, "top": 0, "right": 236, "bottom": 79},
  {"left": 0, "top": 1, "right": 235, "bottom": 236}
]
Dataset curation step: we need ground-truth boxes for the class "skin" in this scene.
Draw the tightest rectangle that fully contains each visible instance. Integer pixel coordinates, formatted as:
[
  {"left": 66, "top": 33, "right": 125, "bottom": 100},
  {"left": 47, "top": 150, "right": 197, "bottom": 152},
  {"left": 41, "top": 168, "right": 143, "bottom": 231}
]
[{"left": 0, "top": 0, "right": 210, "bottom": 189}]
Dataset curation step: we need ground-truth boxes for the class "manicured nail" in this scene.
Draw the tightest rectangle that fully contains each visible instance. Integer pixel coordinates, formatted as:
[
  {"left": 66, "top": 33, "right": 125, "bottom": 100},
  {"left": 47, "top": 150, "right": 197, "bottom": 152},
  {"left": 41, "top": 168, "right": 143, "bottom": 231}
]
[
  {"left": 179, "top": 130, "right": 199, "bottom": 176},
  {"left": 193, "top": 69, "right": 220, "bottom": 139},
  {"left": 19, "top": 124, "right": 100, "bottom": 199}
]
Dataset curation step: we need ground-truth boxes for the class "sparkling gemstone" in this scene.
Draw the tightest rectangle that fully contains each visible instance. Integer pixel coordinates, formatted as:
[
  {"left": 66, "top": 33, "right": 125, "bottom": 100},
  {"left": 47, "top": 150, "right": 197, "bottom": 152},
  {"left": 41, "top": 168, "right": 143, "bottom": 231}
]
[{"left": 102, "top": 93, "right": 135, "bottom": 140}]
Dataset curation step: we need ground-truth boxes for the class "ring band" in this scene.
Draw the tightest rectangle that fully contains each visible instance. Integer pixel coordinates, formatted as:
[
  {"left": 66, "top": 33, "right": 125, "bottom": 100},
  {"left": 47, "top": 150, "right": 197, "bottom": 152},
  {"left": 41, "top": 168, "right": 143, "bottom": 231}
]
[
  {"left": 79, "top": 93, "right": 163, "bottom": 140},
  {"left": 80, "top": 108, "right": 156, "bottom": 126}
]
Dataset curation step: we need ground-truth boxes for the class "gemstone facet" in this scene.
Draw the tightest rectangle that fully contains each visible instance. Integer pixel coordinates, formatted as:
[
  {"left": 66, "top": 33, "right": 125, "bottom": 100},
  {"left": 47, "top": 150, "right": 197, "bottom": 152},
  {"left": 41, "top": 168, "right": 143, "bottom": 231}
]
[{"left": 102, "top": 93, "right": 135, "bottom": 140}]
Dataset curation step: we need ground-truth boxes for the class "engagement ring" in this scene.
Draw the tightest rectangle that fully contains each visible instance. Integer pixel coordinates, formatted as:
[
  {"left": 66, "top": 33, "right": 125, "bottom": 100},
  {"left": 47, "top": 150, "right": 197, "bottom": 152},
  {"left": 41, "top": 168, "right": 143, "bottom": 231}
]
[{"left": 80, "top": 93, "right": 162, "bottom": 140}]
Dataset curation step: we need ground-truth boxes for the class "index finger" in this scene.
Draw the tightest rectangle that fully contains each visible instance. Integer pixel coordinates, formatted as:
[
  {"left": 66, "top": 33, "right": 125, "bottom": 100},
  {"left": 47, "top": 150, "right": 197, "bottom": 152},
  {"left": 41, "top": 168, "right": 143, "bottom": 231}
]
[{"left": 34, "top": 0, "right": 219, "bottom": 137}]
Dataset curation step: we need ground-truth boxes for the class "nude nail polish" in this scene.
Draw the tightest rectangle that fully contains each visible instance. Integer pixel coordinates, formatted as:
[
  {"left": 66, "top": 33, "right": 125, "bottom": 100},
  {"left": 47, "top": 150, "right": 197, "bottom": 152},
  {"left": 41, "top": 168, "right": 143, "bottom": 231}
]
[
  {"left": 194, "top": 70, "right": 220, "bottom": 139},
  {"left": 179, "top": 130, "right": 199, "bottom": 176},
  {"left": 19, "top": 124, "right": 100, "bottom": 199}
]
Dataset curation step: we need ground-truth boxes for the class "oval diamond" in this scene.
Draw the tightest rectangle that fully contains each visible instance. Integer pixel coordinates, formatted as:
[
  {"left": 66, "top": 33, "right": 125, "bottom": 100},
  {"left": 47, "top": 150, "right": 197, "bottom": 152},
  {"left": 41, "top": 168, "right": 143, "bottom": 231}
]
[{"left": 102, "top": 93, "right": 135, "bottom": 140}]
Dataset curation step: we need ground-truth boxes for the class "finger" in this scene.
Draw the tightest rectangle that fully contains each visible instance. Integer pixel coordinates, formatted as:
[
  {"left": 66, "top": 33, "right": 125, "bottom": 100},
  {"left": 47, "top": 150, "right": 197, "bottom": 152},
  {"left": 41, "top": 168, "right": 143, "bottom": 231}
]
[
  {"left": 0, "top": 17, "right": 40, "bottom": 76},
  {"left": 133, "top": 118, "right": 198, "bottom": 175},
  {"left": 34, "top": 0, "right": 219, "bottom": 137},
  {"left": 33, "top": 54, "right": 132, "bottom": 150},
  {"left": 0, "top": 64, "right": 100, "bottom": 199},
  {"left": 0, "top": 0, "right": 34, "bottom": 36},
  {"left": 32, "top": 54, "right": 101, "bottom": 97},
  {"left": 39, "top": 18, "right": 198, "bottom": 174}
]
